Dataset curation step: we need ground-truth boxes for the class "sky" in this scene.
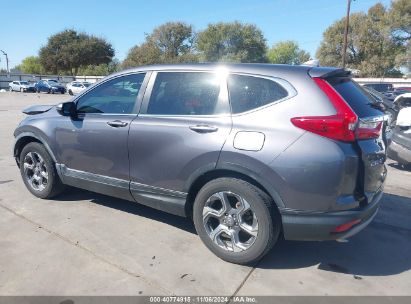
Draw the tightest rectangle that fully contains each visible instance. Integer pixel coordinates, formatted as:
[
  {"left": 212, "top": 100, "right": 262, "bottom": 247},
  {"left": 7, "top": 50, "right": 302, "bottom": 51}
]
[{"left": 0, "top": 0, "right": 392, "bottom": 69}]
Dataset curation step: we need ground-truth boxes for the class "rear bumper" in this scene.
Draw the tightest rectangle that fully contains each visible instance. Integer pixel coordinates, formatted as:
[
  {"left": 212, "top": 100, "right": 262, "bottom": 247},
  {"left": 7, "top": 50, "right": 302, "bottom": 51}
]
[
  {"left": 387, "top": 140, "right": 411, "bottom": 164},
  {"left": 281, "top": 190, "right": 383, "bottom": 241}
]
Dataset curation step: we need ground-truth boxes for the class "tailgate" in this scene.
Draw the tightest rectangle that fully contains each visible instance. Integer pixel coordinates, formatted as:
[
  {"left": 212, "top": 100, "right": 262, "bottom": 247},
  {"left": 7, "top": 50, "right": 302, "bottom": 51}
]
[{"left": 328, "top": 77, "right": 387, "bottom": 202}]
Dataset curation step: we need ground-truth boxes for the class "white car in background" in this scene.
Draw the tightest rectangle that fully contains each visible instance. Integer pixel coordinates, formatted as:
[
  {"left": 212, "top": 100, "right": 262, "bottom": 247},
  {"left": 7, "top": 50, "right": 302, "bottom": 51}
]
[
  {"left": 66, "top": 81, "right": 92, "bottom": 95},
  {"left": 8, "top": 81, "right": 36, "bottom": 92}
]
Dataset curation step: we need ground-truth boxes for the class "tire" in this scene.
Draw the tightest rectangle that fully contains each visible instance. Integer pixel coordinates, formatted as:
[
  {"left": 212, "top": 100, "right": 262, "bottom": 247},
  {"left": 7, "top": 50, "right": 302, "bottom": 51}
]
[
  {"left": 61, "top": 90, "right": 65, "bottom": 94},
  {"left": 193, "top": 177, "right": 280, "bottom": 265},
  {"left": 19, "top": 142, "right": 65, "bottom": 199},
  {"left": 9, "top": 86, "right": 13, "bottom": 92},
  {"left": 68, "top": 89, "right": 73, "bottom": 95},
  {"left": 47, "top": 89, "right": 51, "bottom": 94}
]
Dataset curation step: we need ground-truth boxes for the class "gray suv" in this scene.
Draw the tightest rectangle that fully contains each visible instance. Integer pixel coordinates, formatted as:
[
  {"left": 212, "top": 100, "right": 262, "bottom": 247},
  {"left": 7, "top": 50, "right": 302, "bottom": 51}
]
[{"left": 13, "top": 64, "right": 387, "bottom": 264}]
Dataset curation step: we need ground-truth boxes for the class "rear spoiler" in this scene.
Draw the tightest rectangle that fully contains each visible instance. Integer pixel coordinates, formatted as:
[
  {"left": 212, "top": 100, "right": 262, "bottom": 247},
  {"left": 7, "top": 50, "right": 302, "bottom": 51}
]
[{"left": 308, "top": 67, "right": 351, "bottom": 79}]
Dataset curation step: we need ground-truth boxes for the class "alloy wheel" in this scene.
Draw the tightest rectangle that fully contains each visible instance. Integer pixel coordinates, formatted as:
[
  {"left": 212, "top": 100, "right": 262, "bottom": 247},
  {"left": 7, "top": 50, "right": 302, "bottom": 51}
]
[
  {"left": 202, "top": 191, "right": 258, "bottom": 252},
  {"left": 23, "top": 152, "right": 48, "bottom": 191}
]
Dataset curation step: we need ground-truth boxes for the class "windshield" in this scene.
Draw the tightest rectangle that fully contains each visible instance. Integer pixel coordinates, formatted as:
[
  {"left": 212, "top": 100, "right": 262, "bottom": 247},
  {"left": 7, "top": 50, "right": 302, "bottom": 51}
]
[
  {"left": 20, "top": 81, "right": 29, "bottom": 85},
  {"left": 83, "top": 82, "right": 91, "bottom": 87},
  {"left": 47, "top": 80, "right": 60, "bottom": 85}
]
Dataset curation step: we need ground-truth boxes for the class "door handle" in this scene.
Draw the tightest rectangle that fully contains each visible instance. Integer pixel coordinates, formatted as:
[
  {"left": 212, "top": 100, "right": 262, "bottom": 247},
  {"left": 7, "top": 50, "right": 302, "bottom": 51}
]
[
  {"left": 107, "top": 120, "right": 128, "bottom": 128},
  {"left": 189, "top": 124, "right": 218, "bottom": 133}
]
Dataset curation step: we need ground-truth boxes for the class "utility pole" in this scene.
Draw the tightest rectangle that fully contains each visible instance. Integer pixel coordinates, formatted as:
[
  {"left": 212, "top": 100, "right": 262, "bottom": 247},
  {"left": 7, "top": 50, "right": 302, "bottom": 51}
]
[
  {"left": 0, "top": 49, "right": 10, "bottom": 76},
  {"left": 342, "top": 0, "right": 352, "bottom": 68}
]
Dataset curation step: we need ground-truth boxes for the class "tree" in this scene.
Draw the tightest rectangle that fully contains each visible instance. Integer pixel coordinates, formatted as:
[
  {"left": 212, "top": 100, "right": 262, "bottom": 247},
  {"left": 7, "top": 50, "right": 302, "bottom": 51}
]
[
  {"left": 15, "top": 56, "right": 43, "bottom": 74},
  {"left": 316, "top": 3, "right": 407, "bottom": 77},
  {"left": 389, "top": 0, "right": 411, "bottom": 71},
  {"left": 197, "top": 22, "right": 267, "bottom": 63},
  {"left": 39, "top": 29, "right": 114, "bottom": 75},
  {"left": 267, "top": 41, "right": 310, "bottom": 65},
  {"left": 77, "top": 59, "right": 120, "bottom": 76},
  {"left": 123, "top": 22, "right": 198, "bottom": 68}
]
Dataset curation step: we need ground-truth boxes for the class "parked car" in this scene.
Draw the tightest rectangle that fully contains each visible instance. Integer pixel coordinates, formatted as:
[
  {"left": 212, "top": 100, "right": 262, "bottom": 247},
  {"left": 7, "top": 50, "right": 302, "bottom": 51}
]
[
  {"left": 362, "top": 86, "right": 397, "bottom": 128},
  {"left": 394, "top": 87, "right": 411, "bottom": 92},
  {"left": 363, "top": 82, "right": 393, "bottom": 93},
  {"left": 66, "top": 81, "right": 92, "bottom": 95},
  {"left": 387, "top": 107, "right": 411, "bottom": 168},
  {"left": 13, "top": 64, "right": 387, "bottom": 264},
  {"left": 383, "top": 89, "right": 409, "bottom": 101},
  {"left": 393, "top": 93, "right": 411, "bottom": 112},
  {"left": 35, "top": 79, "right": 66, "bottom": 94},
  {"left": 8, "top": 80, "right": 36, "bottom": 92}
]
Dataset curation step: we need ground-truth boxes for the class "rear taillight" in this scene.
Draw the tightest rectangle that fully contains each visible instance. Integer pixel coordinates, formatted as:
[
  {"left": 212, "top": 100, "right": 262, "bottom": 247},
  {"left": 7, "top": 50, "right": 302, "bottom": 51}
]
[
  {"left": 291, "top": 77, "right": 358, "bottom": 142},
  {"left": 356, "top": 120, "right": 383, "bottom": 140}
]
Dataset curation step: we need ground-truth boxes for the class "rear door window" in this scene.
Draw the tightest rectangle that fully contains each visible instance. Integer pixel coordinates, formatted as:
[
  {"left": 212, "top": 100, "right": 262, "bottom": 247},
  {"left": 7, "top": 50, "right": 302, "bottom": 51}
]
[
  {"left": 227, "top": 74, "right": 289, "bottom": 114},
  {"left": 146, "top": 72, "right": 224, "bottom": 115},
  {"left": 328, "top": 78, "right": 384, "bottom": 118}
]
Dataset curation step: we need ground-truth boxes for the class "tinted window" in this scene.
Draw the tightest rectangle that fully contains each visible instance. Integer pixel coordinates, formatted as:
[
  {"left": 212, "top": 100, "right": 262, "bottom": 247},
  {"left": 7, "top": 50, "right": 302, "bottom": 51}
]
[
  {"left": 227, "top": 75, "right": 288, "bottom": 114},
  {"left": 147, "top": 72, "right": 222, "bottom": 115},
  {"left": 76, "top": 73, "right": 145, "bottom": 114},
  {"left": 329, "top": 78, "right": 384, "bottom": 118}
]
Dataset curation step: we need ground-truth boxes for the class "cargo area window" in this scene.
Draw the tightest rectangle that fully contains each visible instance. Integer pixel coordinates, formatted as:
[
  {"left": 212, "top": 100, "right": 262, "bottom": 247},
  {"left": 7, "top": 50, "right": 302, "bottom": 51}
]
[{"left": 227, "top": 74, "right": 289, "bottom": 114}]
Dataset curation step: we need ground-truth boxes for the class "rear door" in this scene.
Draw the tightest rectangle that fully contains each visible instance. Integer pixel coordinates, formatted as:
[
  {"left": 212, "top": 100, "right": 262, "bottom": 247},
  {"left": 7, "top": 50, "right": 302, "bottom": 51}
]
[
  {"left": 328, "top": 77, "right": 387, "bottom": 203},
  {"left": 128, "top": 70, "right": 231, "bottom": 215}
]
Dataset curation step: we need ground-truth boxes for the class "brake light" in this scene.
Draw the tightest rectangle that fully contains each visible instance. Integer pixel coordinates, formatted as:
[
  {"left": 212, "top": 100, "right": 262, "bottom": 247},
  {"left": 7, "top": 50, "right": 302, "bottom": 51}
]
[
  {"left": 356, "top": 120, "right": 382, "bottom": 140},
  {"left": 291, "top": 77, "right": 358, "bottom": 142}
]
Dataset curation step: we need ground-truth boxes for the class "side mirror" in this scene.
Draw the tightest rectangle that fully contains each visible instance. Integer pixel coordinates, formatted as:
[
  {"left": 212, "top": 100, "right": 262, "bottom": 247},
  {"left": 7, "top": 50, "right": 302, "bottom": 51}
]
[{"left": 56, "top": 101, "right": 76, "bottom": 117}]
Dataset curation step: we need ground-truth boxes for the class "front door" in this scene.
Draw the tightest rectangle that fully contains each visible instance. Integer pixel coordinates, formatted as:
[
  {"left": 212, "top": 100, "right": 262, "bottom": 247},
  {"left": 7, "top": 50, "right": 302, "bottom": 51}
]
[
  {"left": 54, "top": 72, "right": 148, "bottom": 200},
  {"left": 128, "top": 70, "right": 232, "bottom": 215}
]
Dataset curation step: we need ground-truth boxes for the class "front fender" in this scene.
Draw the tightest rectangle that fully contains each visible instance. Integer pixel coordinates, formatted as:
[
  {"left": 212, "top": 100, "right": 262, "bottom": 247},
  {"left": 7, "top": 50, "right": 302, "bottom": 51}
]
[{"left": 13, "top": 127, "right": 58, "bottom": 163}]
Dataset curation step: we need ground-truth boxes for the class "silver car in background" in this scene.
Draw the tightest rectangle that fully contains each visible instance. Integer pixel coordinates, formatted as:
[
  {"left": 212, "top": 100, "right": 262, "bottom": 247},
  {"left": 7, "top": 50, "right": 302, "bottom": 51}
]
[
  {"left": 9, "top": 80, "right": 36, "bottom": 92},
  {"left": 66, "top": 81, "right": 92, "bottom": 95}
]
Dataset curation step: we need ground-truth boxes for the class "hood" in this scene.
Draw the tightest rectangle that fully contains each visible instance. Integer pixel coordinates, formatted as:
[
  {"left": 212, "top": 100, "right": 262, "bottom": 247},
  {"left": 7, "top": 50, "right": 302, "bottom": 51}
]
[{"left": 22, "top": 104, "right": 54, "bottom": 115}]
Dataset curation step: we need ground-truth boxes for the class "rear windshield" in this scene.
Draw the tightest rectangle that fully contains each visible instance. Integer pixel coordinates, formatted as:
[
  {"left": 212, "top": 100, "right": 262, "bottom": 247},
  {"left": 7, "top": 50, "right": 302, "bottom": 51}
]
[{"left": 328, "top": 78, "right": 384, "bottom": 118}]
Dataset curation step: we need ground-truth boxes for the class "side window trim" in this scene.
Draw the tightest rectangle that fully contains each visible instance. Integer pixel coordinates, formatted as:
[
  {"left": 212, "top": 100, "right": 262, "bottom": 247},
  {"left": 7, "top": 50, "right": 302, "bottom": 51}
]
[
  {"left": 73, "top": 71, "right": 151, "bottom": 116},
  {"left": 139, "top": 70, "right": 230, "bottom": 117},
  {"left": 227, "top": 73, "right": 297, "bottom": 115}
]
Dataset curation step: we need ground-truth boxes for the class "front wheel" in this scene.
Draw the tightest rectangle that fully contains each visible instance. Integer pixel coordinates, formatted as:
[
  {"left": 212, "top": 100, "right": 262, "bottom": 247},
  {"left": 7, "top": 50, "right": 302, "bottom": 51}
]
[
  {"left": 9, "top": 86, "right": 13, "bottom": 92},
  {"left": 193, "top": 178, "right": 280, "bottom": 265},
  {"left": 20, "top": 142, "right": 65, "bottom": 199},
  {"left": 68, "top": 89, "right": 73, "bottom": 95}
]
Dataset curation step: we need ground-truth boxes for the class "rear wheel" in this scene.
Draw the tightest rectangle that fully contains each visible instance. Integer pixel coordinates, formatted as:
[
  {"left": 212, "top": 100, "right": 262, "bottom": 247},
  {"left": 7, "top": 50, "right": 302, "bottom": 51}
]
[
  {"left": 20, "top": 142, "right": 65, "bottom": 199},
  {"left": 193, "top": 178, "right": 280, "bottom": 265}
]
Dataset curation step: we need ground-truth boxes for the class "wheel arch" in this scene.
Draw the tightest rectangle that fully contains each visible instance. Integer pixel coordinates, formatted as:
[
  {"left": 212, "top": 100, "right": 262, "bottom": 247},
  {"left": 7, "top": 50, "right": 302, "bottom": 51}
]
[
  {"left": 13, "top": 132, "right": 57, "bottom": 167},
  {"left": 185, "top": 167, "right": 285, "bottom": 218}
]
